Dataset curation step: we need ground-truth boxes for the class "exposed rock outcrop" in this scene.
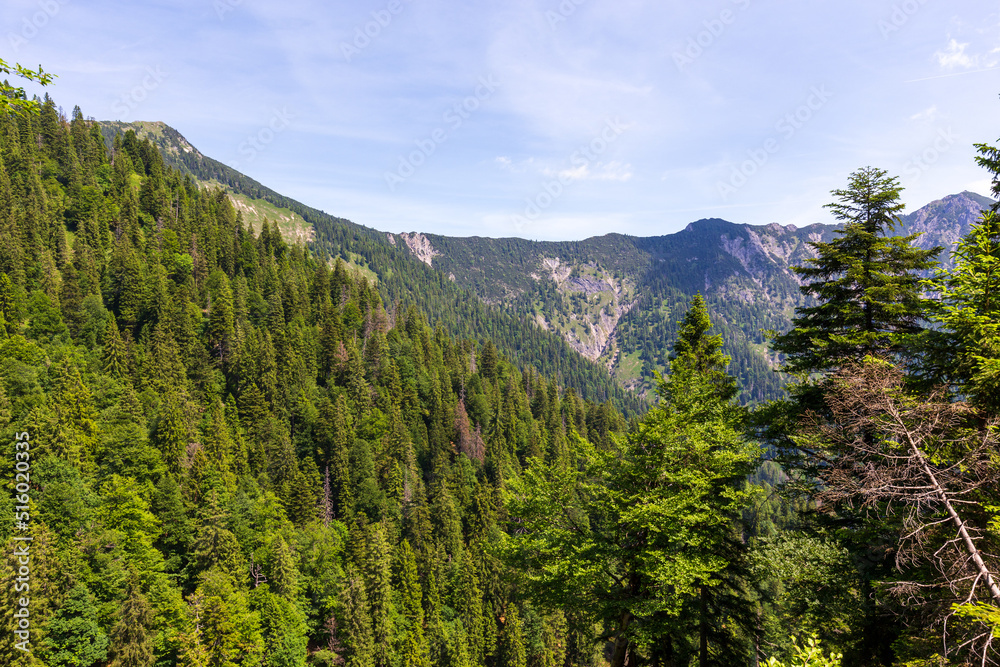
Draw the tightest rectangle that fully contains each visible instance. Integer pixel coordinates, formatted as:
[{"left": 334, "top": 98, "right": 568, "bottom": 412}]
[{"left": 399, "top": 232, "right": 440, "bottom": 267}]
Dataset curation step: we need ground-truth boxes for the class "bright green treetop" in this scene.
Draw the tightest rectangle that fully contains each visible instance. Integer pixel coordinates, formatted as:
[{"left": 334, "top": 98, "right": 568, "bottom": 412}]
[
  {"left": 919, "top": 208, "right": 1000, "bottom": 413},
  {"left": 503, "top": 296, "right": 761, "bottom": 666}
]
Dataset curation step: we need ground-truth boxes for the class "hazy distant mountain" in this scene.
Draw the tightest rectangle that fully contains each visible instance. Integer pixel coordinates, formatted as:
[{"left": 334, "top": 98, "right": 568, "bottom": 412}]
[
  {"left": 107, "top": 120, "right": 993, "bottom": 403},
  {"left": 393, "top": 192, "right": 993, "bottom": 400}
]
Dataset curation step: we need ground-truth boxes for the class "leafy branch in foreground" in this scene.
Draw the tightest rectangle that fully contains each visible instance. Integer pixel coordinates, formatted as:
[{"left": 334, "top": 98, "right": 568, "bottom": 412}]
[{"left": 0, "top": 58, "right": 55, "bottom": 117}]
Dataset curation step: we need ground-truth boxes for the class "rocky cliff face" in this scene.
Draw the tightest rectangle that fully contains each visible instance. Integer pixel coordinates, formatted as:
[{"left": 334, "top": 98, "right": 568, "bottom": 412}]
[
  {"left": 529, "top": 257, "right": 636, "bottom": 363},
  {"left": 395, "top": 232, "right": 441, "bottom": 267}
]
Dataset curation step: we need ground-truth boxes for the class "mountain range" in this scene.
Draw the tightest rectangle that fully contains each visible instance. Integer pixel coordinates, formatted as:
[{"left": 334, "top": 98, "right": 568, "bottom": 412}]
[{"left": 100, "top": 121, "right": 995, "bottom": 404}]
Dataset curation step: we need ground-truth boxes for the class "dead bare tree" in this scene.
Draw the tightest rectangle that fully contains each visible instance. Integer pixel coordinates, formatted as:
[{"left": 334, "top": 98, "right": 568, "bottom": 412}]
[{"left": 804, "top": 360, "right": 1000, "bottom": 664}]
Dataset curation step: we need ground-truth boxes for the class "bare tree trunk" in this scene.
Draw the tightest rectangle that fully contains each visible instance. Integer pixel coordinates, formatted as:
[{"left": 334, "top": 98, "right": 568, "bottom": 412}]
[{"left": 610, "top": 611, "right": 633, "bottom": 667}]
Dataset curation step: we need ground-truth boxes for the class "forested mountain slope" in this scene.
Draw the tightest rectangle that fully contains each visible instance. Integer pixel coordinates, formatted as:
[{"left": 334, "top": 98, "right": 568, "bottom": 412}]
[
  {"left": 97, "top": 122, "right": 643, "bottom": 415},
  {"left": 0, "top": 98, "right": 630, "bottom": 666},
  {"left": 6, "top": 89, "right": 1000, "bottom": 667}
]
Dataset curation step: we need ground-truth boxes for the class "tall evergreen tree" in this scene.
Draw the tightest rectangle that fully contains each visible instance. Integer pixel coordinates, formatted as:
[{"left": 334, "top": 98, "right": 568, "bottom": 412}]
[
  {"left": 340, "top": 570, "right": 375, "bottom": 667},
  {"left": 504, "top": 296, "right": 760, "bottom": 667},
  {"left": 773, "top": 167, "right": 940, "bottom": 380},
  {"left": 398, "top": 539, "right": 430, "bottom": 667},
  {"left": 108, "top": 571, "right": 155, "bottom": 667}
]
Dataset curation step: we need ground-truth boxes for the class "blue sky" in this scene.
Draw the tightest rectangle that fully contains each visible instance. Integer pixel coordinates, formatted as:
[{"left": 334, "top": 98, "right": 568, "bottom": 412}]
[{"left": 4, "top": 0, "right": 999, "bottom": 240}]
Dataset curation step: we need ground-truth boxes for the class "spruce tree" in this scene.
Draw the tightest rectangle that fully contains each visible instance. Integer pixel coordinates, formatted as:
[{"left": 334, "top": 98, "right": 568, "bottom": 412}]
[
  {"left": 102, "top": 315, "right": 129, "bottom": 378},
  {"left": 918, "top": 209, "right": 1000, "bottom": 414},
  {"left": 496, "top": 604, "right": 527, "bottom": 667},
  {"left": 504, "top": 296, "right": 760, "bottom": 667},
  {"left": 340, "top": 570, "right": 375, "bottom": 667},
  {"left": 365, "top": 522, "right": 396, "bottom": 667},
  {"left": 773, "top": 167, "right": 940, "bottom": 378},
  {"left": 108, "top": 571, "right": 155, "bottom": 667},
  {"left": 398, "top": 540, "right": 430, "bottom": 667},
  {"left": 769, "top": 167, "right": 943, "bottom": 663}
]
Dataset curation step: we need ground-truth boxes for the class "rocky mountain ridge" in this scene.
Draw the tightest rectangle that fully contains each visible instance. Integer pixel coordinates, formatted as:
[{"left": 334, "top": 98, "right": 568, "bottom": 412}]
[{"left": 396, "top": 192, "right": 993, "bottom": 399}]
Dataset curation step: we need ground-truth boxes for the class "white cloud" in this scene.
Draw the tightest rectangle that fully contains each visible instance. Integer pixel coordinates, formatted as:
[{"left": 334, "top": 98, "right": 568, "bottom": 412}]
[
  {"left": 935, "top": 39, "right": 977, "bottom": 69},
  {"left": 494, "top": 156, "right": 535, "bottom": 174}
]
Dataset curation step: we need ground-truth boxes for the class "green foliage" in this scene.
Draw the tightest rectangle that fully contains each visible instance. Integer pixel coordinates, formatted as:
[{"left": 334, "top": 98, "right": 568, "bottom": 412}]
[
  {"left": 39, "top": 583, "right": 110, "bottom": 667},
  {"left": 918, "top": 206, "right": 1000, "bottom": 414},
  {"left": 108, "top": 572, "right": 155, "bottom": 667},
  {"left": 8, "top": 86, "right": 1000, "bottom": 667},
  {"left": 0, "top": 91, "right": 642, "bottom": 667},
  {"left": 0, "top": 59, "right": 55, "bottom": 117},
  {"left": 503, "top": 296, "right": 761, "bottom": 664},
  {"left": 763, "top": 635, "right": 842, "bottom": 667},
  {"left": 751, "top": 534, "right": 861, "bottom": 656}
]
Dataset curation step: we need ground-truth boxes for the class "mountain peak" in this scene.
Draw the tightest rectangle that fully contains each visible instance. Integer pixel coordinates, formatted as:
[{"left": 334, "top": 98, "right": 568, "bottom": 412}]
[{"left": 902, "top": 191, "right": 995, "bottom": 260}]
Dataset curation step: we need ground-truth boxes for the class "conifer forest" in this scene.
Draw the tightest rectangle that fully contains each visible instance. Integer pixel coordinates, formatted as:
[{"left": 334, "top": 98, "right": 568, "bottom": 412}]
[{"left": 2, "top": 67, "right": 1000, "bottom": 666}]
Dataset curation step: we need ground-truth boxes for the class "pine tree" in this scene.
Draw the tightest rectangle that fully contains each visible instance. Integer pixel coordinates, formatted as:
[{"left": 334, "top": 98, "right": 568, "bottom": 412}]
[
  {"left": 0, "top": 272, "right": 17, "bottom": 326},
  {"left": 102, "top": 315, "right": 129, "bottom": 379},
  {"left": 340, "top": 570, "right": 375, "bottom": 667},
  {"left": 365, "top": 522, "right": 396, "bottom": 667},
  {"left": 205, "top": 268, "right": 235, "bottom": 362},
  {"left": 768, "top": 168, "right": 945, "bottom": 660},
  {"left": 267, "top": 537, "right": 299, "bottom": 598},
  {"left": 153, "top": 394, "right": 190, "bottom": 474},
  {"left": 919, "top": 204, "right": 1000, "bottom": 414},
  {"left": 453, "top": 552, "right": 486, "bottom": 665},
  {"left": 504, "top": 296, "right": 761, "bottom": 667},
  {"left": 50, "top": 362, "right": 100, "bottom": 468},
  {"left": 496, "top": 604, "right": 527, "bottom": 667},
  {"left": 192, "top": 492, "right": 243, "bottom": 579}
]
